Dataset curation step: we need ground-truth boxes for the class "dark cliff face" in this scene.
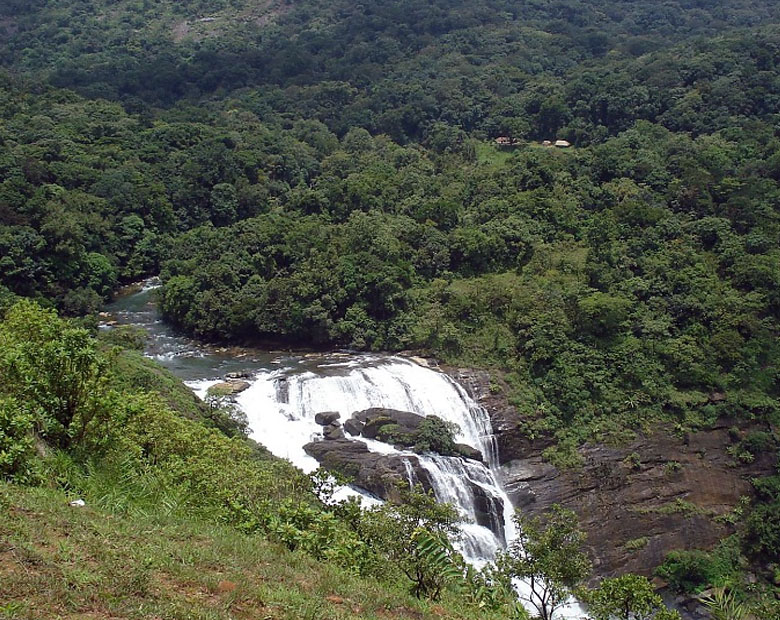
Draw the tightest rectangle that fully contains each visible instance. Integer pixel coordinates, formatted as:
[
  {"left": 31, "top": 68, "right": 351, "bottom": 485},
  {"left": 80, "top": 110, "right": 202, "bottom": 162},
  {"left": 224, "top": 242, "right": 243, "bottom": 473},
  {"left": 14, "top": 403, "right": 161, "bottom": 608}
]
[
  {"left": 302, "top": 436, "right": 505, "bottom": 539},
  {"left": 446, "top": 366, "right": 775, "bottom": 579}
]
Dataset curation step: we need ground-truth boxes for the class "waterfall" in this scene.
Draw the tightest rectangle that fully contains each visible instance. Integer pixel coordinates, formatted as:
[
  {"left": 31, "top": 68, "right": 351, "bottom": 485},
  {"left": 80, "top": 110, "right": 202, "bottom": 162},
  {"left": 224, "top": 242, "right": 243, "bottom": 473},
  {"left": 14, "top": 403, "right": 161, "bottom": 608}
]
[
  {"left": 107, "top": 281, "right": 586, "bottom": 618},
  {"left": 229, "top": 355, "right": 515, "bottom": 561}
]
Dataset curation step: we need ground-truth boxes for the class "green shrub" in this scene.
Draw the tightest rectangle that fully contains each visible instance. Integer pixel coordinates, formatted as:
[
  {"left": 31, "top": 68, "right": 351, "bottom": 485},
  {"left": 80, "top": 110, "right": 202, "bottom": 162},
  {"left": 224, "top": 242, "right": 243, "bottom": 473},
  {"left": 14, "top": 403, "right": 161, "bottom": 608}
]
[
  {"left": 114, "top": 393, "right": 310, "bottom": 515},
  {"left": 0, "top": 300, "right": 116, "bottom": 452},
  {"left": 656, "top": 539, "right": 742, "bottom": 593},
  {"left": 656, "top": 550, "right": 716, "bottom": 593},
  {"left": 741, "top": 431, "right": 776, "bottom": 457},
  {"left": 745, "top": 475, "right": 780, "bottom": 559},
  {"left": 357, "top": 484, "right": 462, "bottom": 598},
  {"left": 97, "top": 325, "right": 147, "bottom": 351},
  {"left": 0, "top": 397, "right": 37, "bottom": 483},
  {"left": 624, "top": 537, "right": 649, "bottom": 551},
  {"left": 586, "top": 574, "right": 681, "bottom": 620},
  {"left": 745, "top": 500, "right": 780, "bottom": 559},
  {"left": 413, "top": 416, "right": 460, "bottom": 456}
]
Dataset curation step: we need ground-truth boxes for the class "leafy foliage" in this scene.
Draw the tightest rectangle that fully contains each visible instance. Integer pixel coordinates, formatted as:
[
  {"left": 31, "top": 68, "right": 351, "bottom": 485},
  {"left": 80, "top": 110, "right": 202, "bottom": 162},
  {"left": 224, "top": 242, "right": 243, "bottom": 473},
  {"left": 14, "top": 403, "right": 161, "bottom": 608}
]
[
  {"left": 357, "top": 484, "right": 462, "bottom": 598},
  {"left": 0, "top": 300, "right": 115, "bottom": 451},
  {"left": 0, "top": 396, "right": 37, "bottom": 483},
  {"left": 496, "top": 505, "right": 591, "bottom": 620},
  {"left": 655, "top": 538, "right": 744, "bottom": 594},
  {"left": 586, "top": 574, "right": 681, "bottom": 620},
  {"left": 1, "top": 5, "right": 780, "bottom": 452},
  {"left": 744, "top": 474, "right": 780, "bottom": 559},
  {"left": 2, "top": 0, "right": 780, "bottom": 610},
  {"left": 413, "top": 416, "right": 460, "bottom": 456},
  {"left": 699, "top": 588, "right": 749, "bottom": 620},
  {"left": 0, "top": 482, "right": 498, "bottom": 620}
]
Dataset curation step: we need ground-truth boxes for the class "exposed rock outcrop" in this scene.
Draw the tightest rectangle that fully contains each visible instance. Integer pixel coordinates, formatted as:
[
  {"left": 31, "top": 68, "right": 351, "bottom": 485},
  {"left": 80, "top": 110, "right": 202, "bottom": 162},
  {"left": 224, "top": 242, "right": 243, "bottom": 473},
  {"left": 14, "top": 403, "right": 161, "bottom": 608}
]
[
  {"left": 347, "top": 408, "right": 483, "bottom": 461},
  {"left": 209, "top": 380, "right": 250, "bottom": 395},
  {"left": 446, "top": 366, "right": 776, "bottom": 579},
  {"left": 323, "top": 424, "right": 345, "bottom": 440},
  {"left": 454, "top": 443, "right": 483, "bottom": 462},
  {"left": 303, "top": 439, "right": 425, "bottom": 502},
  {"left": 354, "top": 407, "right": 423, "bottom": 440},
  {"left": 314, "top": 411, "right": 341, "bottom": 426},
  {"left": 225, "top": 371, "right": 251, "bottom": 380},
  {"left": 303, "top": 438, "right": 502, "bottom": 535},
  {"left": 343, "top": 418, "right": 364, "bottom": 436}
]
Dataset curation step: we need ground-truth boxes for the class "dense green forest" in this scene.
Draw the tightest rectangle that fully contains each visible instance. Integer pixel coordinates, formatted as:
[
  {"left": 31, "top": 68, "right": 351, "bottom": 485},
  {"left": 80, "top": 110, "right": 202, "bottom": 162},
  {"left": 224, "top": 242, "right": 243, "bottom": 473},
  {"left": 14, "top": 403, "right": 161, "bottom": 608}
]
[{"left": 1, "top": 0, "right": 779, "bottom": 616}]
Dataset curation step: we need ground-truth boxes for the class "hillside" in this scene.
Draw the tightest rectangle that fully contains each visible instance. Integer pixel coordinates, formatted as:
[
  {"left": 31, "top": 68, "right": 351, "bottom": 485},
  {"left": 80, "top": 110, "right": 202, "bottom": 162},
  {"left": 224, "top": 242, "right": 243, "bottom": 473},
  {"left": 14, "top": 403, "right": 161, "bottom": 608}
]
[
  {"left": 0, "top": 0, "right": 779, "bottom": 617},
  {"left": 0, "top": 483, "right": 485, "bottom": 620}
]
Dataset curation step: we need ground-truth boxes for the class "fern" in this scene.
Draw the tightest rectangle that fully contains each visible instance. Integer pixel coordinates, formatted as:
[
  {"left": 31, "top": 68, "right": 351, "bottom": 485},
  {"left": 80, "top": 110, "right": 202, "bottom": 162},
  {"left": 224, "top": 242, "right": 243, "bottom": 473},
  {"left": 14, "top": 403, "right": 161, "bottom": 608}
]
[
  {"left": 410, "top": 527, "right": 465, "bottom": 599},
  {"left": 699, "top": 588, "right": 748, "bottom": 620}
]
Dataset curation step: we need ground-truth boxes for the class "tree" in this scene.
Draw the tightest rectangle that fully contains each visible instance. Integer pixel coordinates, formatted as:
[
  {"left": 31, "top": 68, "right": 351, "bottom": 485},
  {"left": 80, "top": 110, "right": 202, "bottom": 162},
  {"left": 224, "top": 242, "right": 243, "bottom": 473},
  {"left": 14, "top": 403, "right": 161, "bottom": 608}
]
[
  {"left": 496, "top": 504, "right": 591, "bottom": 620},
  {"left": 359, "top": 483, "right": 462, "bottom": 599},
  {"left": 210, "top": 183, "right": 239, "bottom": 227},
  {"left": 587, "top": 574, "right": 682, "bottom": 620},
  {"left": 0, "top": 300, "right": 115, "bottom": 450}
]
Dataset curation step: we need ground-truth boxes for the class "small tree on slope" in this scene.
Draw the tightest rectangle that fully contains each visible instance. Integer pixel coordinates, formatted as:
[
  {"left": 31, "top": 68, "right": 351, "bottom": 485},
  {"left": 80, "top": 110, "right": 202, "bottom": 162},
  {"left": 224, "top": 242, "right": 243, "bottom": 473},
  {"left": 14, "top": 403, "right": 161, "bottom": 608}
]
[{"left": 495, "top": 504, "right": 591, "bottom": 620}]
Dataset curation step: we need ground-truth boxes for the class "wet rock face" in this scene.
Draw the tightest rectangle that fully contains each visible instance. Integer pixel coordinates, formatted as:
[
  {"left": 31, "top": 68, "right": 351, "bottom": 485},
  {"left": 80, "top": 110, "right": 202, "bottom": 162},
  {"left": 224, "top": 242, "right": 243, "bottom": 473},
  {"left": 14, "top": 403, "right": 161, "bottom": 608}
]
[
  {"left": 354, "top": 408, "right": 424, "bottom": 437},
  {"left": 343, "top": 418, "right": 364, "bottom": 436},
  {"left": 323, "top": 424, "right": 345, "bottom": 440},
  {"left": 470, "top": 482, "right": 506, "bottom": 540},
  {"left": 446, "top": 366, "right": 776, "bottom": 579},
  {"left": 303, "top": 439, "right": 430, "bottom": 502},
  {"left": 303, "top": 438, "right": 503, "bottom": 539},
  {"left": 314, "top": 411, "right": 341, "bottom": 426},
  {"left": 454, "top": 443, "right": 483, "bottom": 462},
  {"left": 347, "top": 408, "right": 484, "bottom": 461}
]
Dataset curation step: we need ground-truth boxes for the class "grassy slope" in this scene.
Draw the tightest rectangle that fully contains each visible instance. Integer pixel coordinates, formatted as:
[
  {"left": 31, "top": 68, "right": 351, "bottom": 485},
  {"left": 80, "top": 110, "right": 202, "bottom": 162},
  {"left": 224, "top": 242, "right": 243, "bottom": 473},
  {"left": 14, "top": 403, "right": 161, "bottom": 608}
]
[{"left": 0, "top": 483, "right": 492, "bottom": 620}]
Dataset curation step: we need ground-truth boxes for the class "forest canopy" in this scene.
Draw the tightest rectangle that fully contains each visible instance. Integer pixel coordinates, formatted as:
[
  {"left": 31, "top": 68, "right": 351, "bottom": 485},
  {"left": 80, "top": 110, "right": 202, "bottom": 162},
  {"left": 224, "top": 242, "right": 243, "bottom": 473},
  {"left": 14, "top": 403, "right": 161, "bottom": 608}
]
[
  {"left": 0, "top": 0, "right": 779, "bottom": 614},
  {"left": 0, "top": 1, "right": 778, "bottom": 445}
]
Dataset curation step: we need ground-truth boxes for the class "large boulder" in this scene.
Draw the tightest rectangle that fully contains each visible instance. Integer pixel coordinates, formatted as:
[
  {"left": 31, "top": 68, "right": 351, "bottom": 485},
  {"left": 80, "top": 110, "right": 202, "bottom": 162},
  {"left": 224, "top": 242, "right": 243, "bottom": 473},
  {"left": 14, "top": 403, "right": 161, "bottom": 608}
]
[
  {"left": 323, "top": 424, "right": 345, "bottom": 440},
  {"left": 343, "top": 418, "right": 364, "bottom": 436},
  {"left": 314, "top": 411, "right": 341, "bottom": 426},
  {"left": 352, "top": 408, "right": 424, "bottom": 443},
  {"left": 304, "top": 439, "right": 432, "bottom": 501},
  {"left": 454, "top": 443, "right": 483, "bottom": 462},
  {"left": 354, "top": 408, "right": 424, "bottom": 432},
  {"left": 470, "top": 483, "right": 505, "bottom": 542},
  {"left": 348, "top": 408, "right": 483, "bottom": 461},
  {"left": 225, "top": 371, "right": 251, "bottom": 380},
  {"left": 209, "top": 380, "right": 250, "bottom": 396}
]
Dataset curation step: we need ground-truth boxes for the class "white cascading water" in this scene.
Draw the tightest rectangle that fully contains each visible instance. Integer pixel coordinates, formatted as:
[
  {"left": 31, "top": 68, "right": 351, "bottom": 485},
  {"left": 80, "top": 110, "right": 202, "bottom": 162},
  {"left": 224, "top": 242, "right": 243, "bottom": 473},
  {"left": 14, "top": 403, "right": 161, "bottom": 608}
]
[
  {"left": 226, "top": 355, "right": 516, "bottom": 560},
  {"left": 193, "top": 355, "right": 586, "bottom": 618}
]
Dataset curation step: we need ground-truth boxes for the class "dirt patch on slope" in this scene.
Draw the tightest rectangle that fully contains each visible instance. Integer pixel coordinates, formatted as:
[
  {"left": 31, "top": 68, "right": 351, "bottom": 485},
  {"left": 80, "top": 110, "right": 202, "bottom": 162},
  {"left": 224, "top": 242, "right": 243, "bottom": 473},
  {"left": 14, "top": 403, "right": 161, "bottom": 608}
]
[{"left": 171, "top": 0, "right": 289, "bottom": 43}]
